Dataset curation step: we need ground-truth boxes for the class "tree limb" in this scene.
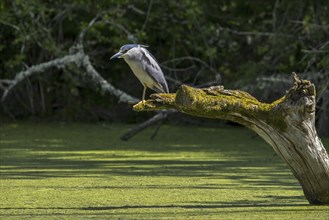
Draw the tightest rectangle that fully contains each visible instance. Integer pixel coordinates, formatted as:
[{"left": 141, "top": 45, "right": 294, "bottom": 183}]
[
  {"left": 133, "top": 73, "right": 329, "bottom": 205},
  {"left": 120, "top": 110, "right": 175, "bottom": 141},
  {"left": 1, "top": 13, "right": 139, "bottom": 104},
  {"left": 0, "top": 51, "right": 139, "bottom": 103}
]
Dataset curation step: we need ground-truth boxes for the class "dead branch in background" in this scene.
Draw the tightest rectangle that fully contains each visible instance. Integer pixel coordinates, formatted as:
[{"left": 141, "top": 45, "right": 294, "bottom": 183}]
[
  {"left": 0, "top": 10, "right": 223, "bottom": 140},
  {"left": 0, "top": 15, "right": 138, "bottom": 104},
  {"left": 120, "top": 110, "right": 175, "bottom": 141},
  {"left": 0, "top": 13, "right": 174, "bottom": 139}
]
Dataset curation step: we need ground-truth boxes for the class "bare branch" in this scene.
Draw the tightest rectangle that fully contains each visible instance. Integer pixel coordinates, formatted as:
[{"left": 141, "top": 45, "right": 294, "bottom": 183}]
[
  {"left": 164, "top": 76, "right": 183, "bottom": 87},
  {"left": 106, "top": 19, "right": 137, "bottom": 43},
  {"left": 127, "top": 5, "right": 145, "bottom": 15},
  {"left": 120, "top": 110, "right": 175, "bottom": 141},
  {"left": 77, "top": 14, "right": 102, "bottom": 48},
  {"left": 1, "top": 53, "right": 83, "bottom": 101},
  {"left": 162, "top": 56, "right": 222, "bottom": 83},
  {"left": 160, "top": 64, "right": 196, "bottom": 72},
  {"left": 0, "top": 51, "right": 138, "bottom": 103},
  {"left": 80, "top": 54, "right": 139, "bottom": 103},
  {"left": 1, "top": 14, "right": 139, "bottom": 104},
  {"left": 0, "top": 19, "right": 20, "bottom": 31},
  {"left": 219, "top": 25, "right": 307, "bottom": 40}
]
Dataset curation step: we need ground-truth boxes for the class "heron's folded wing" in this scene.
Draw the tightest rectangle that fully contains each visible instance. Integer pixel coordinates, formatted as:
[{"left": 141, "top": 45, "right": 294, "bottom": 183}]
[{"left": 140, "top": 48, "right": 169, "bottom": 93}]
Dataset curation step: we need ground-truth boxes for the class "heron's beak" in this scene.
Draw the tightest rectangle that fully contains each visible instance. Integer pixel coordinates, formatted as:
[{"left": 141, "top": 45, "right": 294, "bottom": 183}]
[{"left": 110, "top": 51, "right": 123, "bottom": 60}]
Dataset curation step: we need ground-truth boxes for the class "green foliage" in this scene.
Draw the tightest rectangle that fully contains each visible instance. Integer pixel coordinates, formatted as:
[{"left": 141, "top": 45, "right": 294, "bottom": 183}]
[{"left": 0, "top": 0, "right": 328, "bottom": 122}]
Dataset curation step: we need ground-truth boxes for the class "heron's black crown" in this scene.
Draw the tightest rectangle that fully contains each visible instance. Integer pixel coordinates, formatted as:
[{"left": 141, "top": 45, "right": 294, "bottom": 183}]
[{"left": 120, "top": 44, "right": 148, "bottom": 53}]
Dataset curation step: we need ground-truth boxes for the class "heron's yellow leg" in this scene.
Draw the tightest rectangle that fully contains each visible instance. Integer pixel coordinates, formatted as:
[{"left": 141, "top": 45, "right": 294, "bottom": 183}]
[{"left": 142, "top": 85, "right": 147, "bottom": 103}]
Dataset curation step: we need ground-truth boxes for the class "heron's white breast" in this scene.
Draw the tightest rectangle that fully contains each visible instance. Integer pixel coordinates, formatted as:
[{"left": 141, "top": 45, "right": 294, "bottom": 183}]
[{"left": 124, "top": 59, "right": 156, "bottom": 88}]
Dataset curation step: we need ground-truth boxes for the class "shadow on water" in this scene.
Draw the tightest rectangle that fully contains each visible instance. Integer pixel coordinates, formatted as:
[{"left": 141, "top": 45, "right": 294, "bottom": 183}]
[
  {"left": 0, "top": 123, "right": 302, "bottom": 190},
  {"left": 0, "top": 203, "right": 311, "bottom": 211}
]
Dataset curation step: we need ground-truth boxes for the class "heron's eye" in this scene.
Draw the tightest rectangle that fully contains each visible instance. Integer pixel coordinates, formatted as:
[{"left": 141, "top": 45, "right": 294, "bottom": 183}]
[{"left": 122, "top": 49, "right": 128, "bottom": 53}]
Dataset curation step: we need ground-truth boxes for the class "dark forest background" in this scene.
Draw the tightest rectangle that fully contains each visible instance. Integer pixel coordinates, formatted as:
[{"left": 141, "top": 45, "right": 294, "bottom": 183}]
[{"left": 0, "top": 0, "right": 328, "bottom": 135}]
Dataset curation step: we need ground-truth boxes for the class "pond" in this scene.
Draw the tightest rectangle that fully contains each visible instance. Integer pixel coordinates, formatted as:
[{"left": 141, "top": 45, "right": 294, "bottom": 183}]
[{"left": 1, "top": 122, "right": 328, "bottom": 219}]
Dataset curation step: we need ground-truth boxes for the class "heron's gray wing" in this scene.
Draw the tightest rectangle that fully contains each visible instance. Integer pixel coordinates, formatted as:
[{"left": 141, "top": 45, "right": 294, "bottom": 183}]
[{"left": 140, "top": 48, "right": 169, "bottom": 93}]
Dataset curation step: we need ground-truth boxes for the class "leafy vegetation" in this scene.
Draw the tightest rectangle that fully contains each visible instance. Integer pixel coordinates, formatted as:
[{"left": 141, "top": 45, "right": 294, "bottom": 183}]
[
  {"left": 1, "top": 122, "right": 329, "bottom": 219},
  {"left": 0, "top": 1, "right": 328, "bottom": 134}
]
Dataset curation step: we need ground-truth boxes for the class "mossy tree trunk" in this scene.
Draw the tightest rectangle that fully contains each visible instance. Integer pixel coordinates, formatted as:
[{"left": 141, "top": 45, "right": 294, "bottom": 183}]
[{"left": 134, "top": 73, "right": 329, "bottom": 205}]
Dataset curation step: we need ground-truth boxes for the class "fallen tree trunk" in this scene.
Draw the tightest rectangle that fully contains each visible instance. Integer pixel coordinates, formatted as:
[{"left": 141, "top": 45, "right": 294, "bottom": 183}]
[{"left": 133, "top": 73, "right": 329, "bottom": 205}]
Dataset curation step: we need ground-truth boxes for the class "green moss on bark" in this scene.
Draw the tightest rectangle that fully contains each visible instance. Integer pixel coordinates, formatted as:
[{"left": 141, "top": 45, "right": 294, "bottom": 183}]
[
  {"left": 134, "top": 85, "right": 288, "bottom": 132},
  {"left": 134, "top": 75, "right": 312, "bottom": 135}
]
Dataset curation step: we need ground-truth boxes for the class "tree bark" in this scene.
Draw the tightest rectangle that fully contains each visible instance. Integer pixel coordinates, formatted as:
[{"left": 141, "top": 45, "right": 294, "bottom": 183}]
[{"left": 133, "top": 73, "right": 329, "bottom": 205}]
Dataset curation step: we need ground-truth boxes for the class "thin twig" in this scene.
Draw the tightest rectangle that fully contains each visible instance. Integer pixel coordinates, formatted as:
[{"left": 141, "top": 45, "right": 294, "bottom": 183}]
[
  {"left": 77, "top": 14, "right": 102, "bottom": 48},
  {"left": 106, "top": 20, "right": 137, "bottom": 43},
  {"left": 160, "top": 64, "right": 196, "bottom": 72},
  {"left": 127, "top": 5, "right": 145, "bottom": 15},
  {"left": 164, "top": 76, "right": 183, "bottom": 87},
  {"left": 162, "top": 56, "right": 222, "bottom": 84},
  {"left": 219, "top": 25, "right": 307, "bottom": 40},
  {"left": 0, "top": 19, "right": 20, "bottom": 31}
]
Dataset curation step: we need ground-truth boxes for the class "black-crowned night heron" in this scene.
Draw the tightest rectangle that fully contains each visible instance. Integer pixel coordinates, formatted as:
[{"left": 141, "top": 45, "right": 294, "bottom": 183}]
[{"left": 110, "top": 44, "right": 169, "bottom": 102}]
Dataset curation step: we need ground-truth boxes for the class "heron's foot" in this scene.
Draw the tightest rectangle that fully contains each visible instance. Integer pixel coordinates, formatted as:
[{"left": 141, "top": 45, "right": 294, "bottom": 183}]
[{"left": 133, "top": 100, "right": 145, "bottom": 108}]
